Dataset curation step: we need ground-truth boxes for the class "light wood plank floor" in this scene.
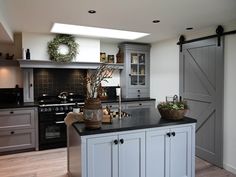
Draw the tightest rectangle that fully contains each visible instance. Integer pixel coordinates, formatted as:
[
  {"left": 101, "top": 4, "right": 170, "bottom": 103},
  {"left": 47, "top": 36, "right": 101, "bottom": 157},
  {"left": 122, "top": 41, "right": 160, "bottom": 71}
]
[{"left": 0, "top": 148, "right": 235, "bottom": 177}]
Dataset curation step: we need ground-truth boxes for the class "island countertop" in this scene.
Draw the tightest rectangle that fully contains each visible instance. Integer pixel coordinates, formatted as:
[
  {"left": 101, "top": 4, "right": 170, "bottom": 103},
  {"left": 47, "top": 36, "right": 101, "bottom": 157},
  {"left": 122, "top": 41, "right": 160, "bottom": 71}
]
[{"left": 72, "top": 107, "right": 196, "bottom": 136}]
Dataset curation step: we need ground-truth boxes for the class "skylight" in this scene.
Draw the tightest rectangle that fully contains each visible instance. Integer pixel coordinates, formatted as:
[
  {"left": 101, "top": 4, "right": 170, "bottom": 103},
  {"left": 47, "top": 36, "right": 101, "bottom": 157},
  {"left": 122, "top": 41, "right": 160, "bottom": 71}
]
[{"left": 51, "top": 23, "right": 149, "bottom": 40}]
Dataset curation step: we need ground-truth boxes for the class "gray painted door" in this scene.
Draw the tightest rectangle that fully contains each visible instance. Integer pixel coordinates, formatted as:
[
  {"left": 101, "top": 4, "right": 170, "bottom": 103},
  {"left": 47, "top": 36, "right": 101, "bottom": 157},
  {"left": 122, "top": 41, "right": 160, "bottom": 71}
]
[{"left": 179, "top": 38, "right": 224, "bottom": 167}]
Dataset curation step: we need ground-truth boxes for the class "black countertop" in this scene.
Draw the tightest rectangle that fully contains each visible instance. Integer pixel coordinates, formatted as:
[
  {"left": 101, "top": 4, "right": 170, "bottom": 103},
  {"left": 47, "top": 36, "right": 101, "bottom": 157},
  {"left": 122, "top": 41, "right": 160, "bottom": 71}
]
[
  {"left": 0, "top": 98, "right": 155, "bottom": 109},
  {"left": 73, "top": 108, "right": 197, "bottom": 136},
  {"left": 0, "top": 102, "right": 38, "bottom": 109}
]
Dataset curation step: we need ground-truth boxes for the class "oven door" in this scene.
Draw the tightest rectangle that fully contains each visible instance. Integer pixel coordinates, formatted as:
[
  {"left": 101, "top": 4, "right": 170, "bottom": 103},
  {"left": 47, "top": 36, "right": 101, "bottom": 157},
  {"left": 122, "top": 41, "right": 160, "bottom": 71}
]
[{"left": 39, "top": 112, "right": 67, "bottom": 150}]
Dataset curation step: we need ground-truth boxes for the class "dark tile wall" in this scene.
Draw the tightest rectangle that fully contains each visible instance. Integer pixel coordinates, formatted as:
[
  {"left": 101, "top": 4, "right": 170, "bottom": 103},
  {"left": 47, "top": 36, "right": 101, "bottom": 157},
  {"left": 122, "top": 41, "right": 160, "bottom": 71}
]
[{"left": 34, "top": 69, "right": 86, "bottom": 98}]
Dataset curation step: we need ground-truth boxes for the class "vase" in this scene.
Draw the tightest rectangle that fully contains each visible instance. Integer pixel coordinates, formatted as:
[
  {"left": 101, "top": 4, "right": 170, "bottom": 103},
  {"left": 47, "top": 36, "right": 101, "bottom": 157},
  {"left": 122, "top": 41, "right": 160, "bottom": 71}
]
[{"left": 83, "top": 98, "right": 103, "bottom": 129}]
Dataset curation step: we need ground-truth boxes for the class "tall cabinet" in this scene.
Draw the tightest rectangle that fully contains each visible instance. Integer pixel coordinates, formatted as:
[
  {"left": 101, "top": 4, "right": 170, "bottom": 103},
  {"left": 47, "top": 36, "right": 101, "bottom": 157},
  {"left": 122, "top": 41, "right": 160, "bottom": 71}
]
[{"left": 119, "top": 43, "right": 150, "bottom": 98}]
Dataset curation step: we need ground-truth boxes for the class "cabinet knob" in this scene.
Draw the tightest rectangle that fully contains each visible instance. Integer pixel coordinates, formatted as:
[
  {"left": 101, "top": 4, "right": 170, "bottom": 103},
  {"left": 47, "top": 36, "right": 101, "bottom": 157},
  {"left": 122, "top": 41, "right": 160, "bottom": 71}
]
[
  {"left": 171, "top": 132, "right": 176, "bottom": 137},
  {"left": 137, "top": 90, "right": 140, "bottom": 92},
  {"left": 10, "top": 111, "right": 14, "bottom": 114},
  {"left": 30, "top": 83, "right": 33, "bottom": 87},
  {"left": 11, "top": 131, "right": 15, "bottom": 135},
  {"left": 114, "top": 140, "right": 118, "bottom": 145},
  {"left": 139, "top": 103, "right": 142, "bottom": 106},
  {"left": 129, "top": 74, "right": 131, "bottom": 77},
  {"left": 138, "top": 95, "right": 140, "bottom": 98},
  {"left": 166, "top": 132, "right": 171, "bottom": 137},
  {"left": 120, "top": 139, "right": 124, "bottom": 144}
]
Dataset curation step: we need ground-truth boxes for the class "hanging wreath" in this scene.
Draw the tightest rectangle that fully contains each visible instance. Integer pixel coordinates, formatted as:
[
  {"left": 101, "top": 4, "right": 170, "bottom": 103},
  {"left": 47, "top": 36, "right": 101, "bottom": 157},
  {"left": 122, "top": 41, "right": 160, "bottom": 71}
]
[{"left": 48, "top": 34, "right": 78, "bottom": 62}]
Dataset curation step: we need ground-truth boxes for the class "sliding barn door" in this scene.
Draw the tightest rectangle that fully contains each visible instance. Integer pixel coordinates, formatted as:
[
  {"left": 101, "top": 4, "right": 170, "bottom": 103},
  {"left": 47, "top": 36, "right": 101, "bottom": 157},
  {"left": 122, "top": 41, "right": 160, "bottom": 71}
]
[{"left": 179, "top": 38, "right": 224, "bottom": 167}]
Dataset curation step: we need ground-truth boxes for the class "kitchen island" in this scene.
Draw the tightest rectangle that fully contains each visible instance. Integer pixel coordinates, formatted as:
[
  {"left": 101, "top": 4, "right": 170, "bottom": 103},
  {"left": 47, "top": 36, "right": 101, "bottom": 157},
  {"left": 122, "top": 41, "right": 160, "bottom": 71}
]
[{"left": 67, "top": 107, "right": 196, "bottom": 177}]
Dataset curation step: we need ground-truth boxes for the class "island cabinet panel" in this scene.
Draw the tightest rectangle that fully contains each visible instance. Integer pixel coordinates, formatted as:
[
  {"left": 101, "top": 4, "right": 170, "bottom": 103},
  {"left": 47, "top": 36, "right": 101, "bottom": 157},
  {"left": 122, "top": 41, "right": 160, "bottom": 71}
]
[
  {"left": 86, "top": 131, "right": 145, "bottom": 177},
  {"left": 146, "top": 126, "right": 193, "bottom": 177}
]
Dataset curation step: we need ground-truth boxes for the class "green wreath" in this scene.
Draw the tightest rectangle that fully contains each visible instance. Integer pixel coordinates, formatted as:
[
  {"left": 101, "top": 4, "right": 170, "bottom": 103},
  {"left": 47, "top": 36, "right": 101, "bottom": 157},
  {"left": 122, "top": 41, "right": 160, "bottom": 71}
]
[{"left": 48, "top": 34, "right": 78, "bottom": 62}]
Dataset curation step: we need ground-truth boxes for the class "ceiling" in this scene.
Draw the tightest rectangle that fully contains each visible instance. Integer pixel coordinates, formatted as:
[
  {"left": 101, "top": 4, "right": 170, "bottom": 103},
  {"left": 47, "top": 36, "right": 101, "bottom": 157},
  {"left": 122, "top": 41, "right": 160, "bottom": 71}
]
[{"left": 1, "top": 0, "right": 236, "bottom": 43}]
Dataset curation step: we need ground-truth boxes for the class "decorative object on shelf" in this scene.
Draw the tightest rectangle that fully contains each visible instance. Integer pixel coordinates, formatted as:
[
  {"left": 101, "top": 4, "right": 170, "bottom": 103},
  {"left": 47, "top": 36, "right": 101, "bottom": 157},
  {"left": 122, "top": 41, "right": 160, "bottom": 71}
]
[
  {"left": 26, "top": 49, "right": 31, "bottom": 60},
  {"left": 107, "top": 55, "right": 115, "bottom": 63},
  {"left": 157, "top": 95, "right": 188, "bottom": 120},
  {"left": 116, "top": 49, "right": 123, "bottom": 63},
  {"left": 6, "top": 53, "right": 14, "bottom": 60},
  {"left": 100, "top": 52, "right": 107, "bottom": 63},
  {"left": 82, "top": 64, "right": 116, "bottom": 129},
  {"left": 48, "top": 34, "right": 78, "bottom": 63}
]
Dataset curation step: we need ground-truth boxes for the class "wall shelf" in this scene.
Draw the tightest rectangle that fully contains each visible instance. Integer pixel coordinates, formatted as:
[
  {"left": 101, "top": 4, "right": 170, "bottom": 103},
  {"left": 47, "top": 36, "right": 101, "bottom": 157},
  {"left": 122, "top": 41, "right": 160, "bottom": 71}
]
[
  {"left": 17, "top": 59, "right": 124, "bottom": 70},
  {"left": 0, "top": 59, "right": 19, "bottom": 66}
]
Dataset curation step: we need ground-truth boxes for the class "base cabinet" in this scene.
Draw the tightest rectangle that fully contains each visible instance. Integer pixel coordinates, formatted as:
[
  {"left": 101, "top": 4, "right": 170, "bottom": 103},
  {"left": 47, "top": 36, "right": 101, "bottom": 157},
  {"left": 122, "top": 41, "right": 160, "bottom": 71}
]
[
  {"left": 86, "top": 132, "right": 145, "bottom": 177},
  {"left": 146, "top": 126, "right": 194, "bottom": 177},
  {"left": 68, "top": 124, "right": 195, "bottom": 177}
]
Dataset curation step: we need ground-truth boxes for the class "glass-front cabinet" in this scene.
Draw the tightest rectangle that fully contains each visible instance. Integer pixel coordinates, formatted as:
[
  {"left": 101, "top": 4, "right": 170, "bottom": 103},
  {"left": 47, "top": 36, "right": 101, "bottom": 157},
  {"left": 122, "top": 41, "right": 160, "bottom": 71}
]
[{"left": 119, "top": 43, "right": 150, "bottom": 99}]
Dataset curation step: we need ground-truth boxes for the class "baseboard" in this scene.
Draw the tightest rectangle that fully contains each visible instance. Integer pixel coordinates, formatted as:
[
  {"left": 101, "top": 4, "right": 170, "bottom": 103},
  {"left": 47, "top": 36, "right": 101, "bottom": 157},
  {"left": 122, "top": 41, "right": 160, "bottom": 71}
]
[{"left": 223, "top": 163, "right": 236, "bottom": 175}]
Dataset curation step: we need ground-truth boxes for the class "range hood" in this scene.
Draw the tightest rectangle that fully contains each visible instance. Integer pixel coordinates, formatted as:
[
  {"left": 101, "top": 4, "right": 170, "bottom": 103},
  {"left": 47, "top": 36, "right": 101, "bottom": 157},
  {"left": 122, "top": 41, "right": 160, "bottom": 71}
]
[{"left": 18, "top": 59, "right": 124, "bottom": 69}]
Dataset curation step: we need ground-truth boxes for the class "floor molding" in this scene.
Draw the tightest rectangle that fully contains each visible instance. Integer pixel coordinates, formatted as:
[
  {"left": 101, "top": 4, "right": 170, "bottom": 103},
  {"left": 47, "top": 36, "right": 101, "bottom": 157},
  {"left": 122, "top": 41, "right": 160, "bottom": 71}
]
[{"left": 224, "top": 163, "right": 236, "bottom": 175}]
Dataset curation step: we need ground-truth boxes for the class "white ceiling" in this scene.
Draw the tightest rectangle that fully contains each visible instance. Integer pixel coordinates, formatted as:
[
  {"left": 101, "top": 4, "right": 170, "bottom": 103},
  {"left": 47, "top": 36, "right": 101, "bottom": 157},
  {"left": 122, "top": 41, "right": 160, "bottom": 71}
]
[{"left": 2, "top": 0, "right": 236, "bottom": 43}]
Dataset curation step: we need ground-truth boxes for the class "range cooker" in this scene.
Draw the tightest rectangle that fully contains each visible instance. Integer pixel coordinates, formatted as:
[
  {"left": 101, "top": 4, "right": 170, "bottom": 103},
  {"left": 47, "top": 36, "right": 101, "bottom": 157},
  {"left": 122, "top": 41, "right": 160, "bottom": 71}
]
[{"left": 38, "top": 93, "right": 84, "bottom": 150}]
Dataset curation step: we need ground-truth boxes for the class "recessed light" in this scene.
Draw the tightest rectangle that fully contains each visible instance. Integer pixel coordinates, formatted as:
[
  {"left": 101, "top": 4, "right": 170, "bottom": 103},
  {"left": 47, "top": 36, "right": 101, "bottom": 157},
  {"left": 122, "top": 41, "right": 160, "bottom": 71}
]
[
  {"left": 51, "top": 23, "right": 150, "bottom": 40},
  {"left": 152, "top": 20, "right": 160, "bottom": 23},
  {"left": 88, "top": 10, "right": 96, "bottom": 14},
  {"left": 186, "top": 27, "right": 193, "bottom": 30}
]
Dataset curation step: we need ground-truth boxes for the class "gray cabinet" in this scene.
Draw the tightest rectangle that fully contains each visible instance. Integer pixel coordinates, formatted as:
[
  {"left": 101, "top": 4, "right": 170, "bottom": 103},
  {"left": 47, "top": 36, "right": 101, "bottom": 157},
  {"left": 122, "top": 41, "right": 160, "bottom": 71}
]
[
  {"left": 119, "top": 43, "right": 150, "bottom": 98},
  {"left": 0, "top": 107, "right": 38, "bottom": 153}
]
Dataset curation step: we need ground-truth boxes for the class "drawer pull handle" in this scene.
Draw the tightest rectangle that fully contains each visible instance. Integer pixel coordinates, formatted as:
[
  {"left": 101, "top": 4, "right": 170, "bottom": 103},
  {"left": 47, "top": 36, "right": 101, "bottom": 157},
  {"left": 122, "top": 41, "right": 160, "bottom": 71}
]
[
  {"left": 10, "top": 111, "right": 14, "bottom": 114},
  {"left": 114, "top": 140, "right": 118, "bottom": 145},
  {"left": 11, "top": 131, "right": 15, "bottom": 135}
]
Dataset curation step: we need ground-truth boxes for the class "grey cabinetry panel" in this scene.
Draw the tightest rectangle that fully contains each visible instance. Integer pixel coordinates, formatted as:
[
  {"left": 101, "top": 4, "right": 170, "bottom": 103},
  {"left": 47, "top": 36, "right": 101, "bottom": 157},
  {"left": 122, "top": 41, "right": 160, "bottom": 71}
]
[
  {"left": 119, "top": 43, "right": 150, "bottom": 98},
  {"left": 0, "top": 107, "right": 38, "bottom": 153},
  {"left": 126, "top": 101, "right": 155, "bottom": 109},
  {"left": 0, "top": 129, "right": 35, "bottom": 152},
  {"left": 0, "top": 109, "right": 35, "bottom": 130}
]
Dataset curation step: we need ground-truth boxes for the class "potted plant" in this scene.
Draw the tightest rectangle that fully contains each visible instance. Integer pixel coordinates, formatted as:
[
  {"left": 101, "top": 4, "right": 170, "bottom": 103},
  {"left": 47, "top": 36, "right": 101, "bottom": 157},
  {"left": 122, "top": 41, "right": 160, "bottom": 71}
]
[
  {"left": 157, "top": 96, "right": 188, "bottom": 120},
  {"left": 82, "top": 64, "right": 116, "bottom": 129}
]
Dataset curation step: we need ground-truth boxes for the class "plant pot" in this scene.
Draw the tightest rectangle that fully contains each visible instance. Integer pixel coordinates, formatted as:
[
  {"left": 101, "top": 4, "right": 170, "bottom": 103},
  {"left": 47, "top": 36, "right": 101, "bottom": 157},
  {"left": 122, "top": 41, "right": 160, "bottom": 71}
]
[
  {"left": 158, "top": 108, "right": 187, "bottom": 120},
  {"left": 83, "top": 98, "right": 103, "bottom": 129}
]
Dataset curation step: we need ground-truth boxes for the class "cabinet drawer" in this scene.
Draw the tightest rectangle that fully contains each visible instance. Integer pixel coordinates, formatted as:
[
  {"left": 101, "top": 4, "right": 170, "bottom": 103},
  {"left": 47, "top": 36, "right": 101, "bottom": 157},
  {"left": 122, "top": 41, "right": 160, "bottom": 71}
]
[
  {"left": 102, "top": 103, "right": 126, "bottom": 110},
  {"left": 127, "top": 92, "right": 149, "bottom": 99},
  {"left": 0, "top": 109, "right": 35, "bottom": 130},
  {"left": 0, "top": 129, "right": 35, "bottom": 152},
  {"left": 126, "top": 101, "right": 155, "bottom": 109}
]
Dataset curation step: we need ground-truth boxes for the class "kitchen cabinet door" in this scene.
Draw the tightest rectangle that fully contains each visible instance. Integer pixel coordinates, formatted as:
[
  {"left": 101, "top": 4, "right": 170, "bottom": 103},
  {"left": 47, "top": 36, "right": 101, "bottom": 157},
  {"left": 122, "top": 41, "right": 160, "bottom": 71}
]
[
  {"left": 87, "top": 135, "right": 118, "bottom": 177},
  {"left": 169, "top": 126, "right": 192, "bottom": 177},
  {"left": 119, "top": 132, "right": 145, "bottom": 177},
  {"left": 146, "top": 126, "right": 193, "bottom": 177}
]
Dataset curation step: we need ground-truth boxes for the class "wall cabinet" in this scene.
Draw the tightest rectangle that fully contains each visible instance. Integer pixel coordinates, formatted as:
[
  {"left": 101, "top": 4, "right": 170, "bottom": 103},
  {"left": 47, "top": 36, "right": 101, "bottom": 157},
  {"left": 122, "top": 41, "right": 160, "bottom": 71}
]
[
  {"left": 146, "top": 126, "right": 194, "bottom": 177},
  {"left": 87, "top": 131, "right": 145, "bottom": 177},
  {"left": 0, "top": 107, "right": 38, "bottom": 153},
  {"left": 119, "top": 43, "right": 150, "bottom": 98}
]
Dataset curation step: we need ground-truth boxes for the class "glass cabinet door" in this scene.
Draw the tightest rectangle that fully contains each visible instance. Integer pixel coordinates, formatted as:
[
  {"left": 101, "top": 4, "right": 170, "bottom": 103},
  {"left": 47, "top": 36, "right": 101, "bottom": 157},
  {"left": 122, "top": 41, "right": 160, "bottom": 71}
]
[{"left": 130, "top": 52, "right": 146, "bottom": 86}]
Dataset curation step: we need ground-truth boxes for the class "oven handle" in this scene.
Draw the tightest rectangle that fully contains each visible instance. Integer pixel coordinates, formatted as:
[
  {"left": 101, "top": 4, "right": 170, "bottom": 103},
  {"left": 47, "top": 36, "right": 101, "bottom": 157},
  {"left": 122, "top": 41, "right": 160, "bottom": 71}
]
[
  {"left": 55, "top": 112, "right": 65, "bottom": 115},
  {"left": 55, "top": 121, "right": 65, "bottom": 124}
]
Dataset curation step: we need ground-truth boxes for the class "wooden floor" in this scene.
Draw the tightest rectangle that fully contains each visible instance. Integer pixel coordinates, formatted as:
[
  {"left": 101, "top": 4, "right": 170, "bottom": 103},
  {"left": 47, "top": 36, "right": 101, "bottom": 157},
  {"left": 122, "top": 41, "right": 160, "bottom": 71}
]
[{"left": 0, "top": 148, "right": 235, "bottom": 177}]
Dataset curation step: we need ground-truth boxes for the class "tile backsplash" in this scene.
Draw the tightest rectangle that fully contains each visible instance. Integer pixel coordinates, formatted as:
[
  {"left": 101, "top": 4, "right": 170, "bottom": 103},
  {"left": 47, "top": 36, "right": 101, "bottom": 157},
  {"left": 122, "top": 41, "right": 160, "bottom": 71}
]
[{"left": 34, "top": 69, "right": 86, "bottom": 98}]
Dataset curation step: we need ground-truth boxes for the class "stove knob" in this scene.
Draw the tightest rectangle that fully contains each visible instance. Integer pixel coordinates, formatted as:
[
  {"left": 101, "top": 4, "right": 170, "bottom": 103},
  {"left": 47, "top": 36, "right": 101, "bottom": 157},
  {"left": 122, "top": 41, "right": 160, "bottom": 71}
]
[
  {"left": 44, "top": 108, "right": 48, "bottom": 112},
  {"left": 60, "top": 107, "right": 64, "bottom": 111},
  {"left": 69, "top": 106, "right": 73, "bottom": 111},
  {"left": 48, "top": 107, "right": 52, "bottom": 112},
  {"left": 39, "top": 108, "right": 44, "bottom": 112},
  {"left": 55, "top": 107, "right": 59, "bottom": 112},
  {"left": 64, "top": 106, "right": 68, "bottom": 111}
]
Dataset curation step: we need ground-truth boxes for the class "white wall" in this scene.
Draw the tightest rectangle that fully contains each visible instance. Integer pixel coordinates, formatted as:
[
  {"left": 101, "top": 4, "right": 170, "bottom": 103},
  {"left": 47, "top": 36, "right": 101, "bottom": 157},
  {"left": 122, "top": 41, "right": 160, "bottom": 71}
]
[
  {"left": 150, "top": 22, "right": 236, "bottom": 174},
  {"left": 0, "top": 66, "right": 23, "bottom": 88},
  {"left": 223, "top": 34, "right": 236, "bottom": 174},
  {"left": 150, "top": 38, "right": 179, "bottom": 104},
  {"left": 22, "top": 32, "right": 100, "bottom": 62},
  {"left": 100, "top": 42, "right": 120, "bottom": 87}
]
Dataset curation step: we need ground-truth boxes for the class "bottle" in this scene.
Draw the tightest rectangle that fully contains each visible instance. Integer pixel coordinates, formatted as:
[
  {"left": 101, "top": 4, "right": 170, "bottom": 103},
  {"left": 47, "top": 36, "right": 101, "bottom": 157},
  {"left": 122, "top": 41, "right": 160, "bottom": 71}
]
[{"left": 26, "top": 49, "right": 30, "bottom": 59}]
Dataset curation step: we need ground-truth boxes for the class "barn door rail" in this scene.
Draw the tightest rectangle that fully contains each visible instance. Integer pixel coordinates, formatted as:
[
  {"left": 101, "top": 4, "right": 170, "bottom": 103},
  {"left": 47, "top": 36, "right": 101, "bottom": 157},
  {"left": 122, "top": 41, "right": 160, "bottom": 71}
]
[{"left": 177, "top": 25, "right": 236, "bottom": 52}]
